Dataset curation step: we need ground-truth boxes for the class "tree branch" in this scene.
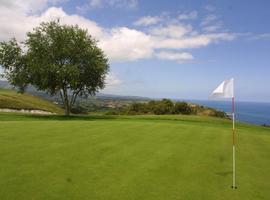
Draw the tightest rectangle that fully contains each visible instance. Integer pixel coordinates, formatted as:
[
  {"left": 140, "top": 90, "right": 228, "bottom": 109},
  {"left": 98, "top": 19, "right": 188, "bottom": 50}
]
[{"left": 70, "top": 89, "right": 81, "bottom": 108}]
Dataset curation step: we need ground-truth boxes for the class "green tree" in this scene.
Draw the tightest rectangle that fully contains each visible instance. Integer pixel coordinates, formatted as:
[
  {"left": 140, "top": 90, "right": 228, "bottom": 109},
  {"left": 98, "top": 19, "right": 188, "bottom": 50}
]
[
  {"left": 0, "top": 39, "right": 30, "bottom": 93},
  {"left": 0, "top": 21, "right": 109, "bottom": 115}
]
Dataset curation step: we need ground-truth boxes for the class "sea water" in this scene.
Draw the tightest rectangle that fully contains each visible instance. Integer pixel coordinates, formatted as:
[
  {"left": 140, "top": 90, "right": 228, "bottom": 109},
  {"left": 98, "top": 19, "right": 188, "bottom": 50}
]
[{"left": 186, "top": 99, "right": 270, "bottom": 125}]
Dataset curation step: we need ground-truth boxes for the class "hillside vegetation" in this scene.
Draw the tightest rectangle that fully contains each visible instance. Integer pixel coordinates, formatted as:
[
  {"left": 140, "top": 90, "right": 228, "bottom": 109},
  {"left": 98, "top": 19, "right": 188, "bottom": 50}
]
[
  {"left": 0, "top": 89, "right": 63, "bottom": 114},
  {"left": 106, "top": 99, "right": 226, "bottom": 118},
  {"left": 0, "top": 113, "right": 269, "bottom": 200}
]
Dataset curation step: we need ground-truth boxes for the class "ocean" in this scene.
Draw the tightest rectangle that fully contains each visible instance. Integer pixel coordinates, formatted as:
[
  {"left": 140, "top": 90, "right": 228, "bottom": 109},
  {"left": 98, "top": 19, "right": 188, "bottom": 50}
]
[{"left": 185, "top": 99, "right": 270, "bottom": 125}]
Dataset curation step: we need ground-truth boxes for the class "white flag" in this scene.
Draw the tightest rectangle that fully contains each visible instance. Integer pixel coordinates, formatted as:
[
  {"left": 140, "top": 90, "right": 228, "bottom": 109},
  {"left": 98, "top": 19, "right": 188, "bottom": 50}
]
[{"left": 211, "top": 78, "right": 234, "bottom": 98}]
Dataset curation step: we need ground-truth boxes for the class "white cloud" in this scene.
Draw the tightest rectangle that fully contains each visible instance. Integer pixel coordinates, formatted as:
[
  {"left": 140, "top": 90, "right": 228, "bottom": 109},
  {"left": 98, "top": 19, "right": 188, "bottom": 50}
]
[
  {"left": 202, "top": 21, "right": 223, "bottom": 32},
  {"left": 108, "top": 0, "right": 138, "bottom": 9},
  {"left": 178, "top": 11, "right": 197, "bottom": 20},
  {"left": 250, "top": 33, "right": 270, "bottom": 40},
  {"left": 105, "top": 73, "right": 122, "bottom": 88},
  {"left": 77, "top": 0, "right": 138, "bottom": 11},
  {"left": 135, "top": 11, "right": 198, "bottom": 27},
  {"left": 149, "top": 24, "right": 193, "bottom": 38},
  {"left": 42, "top": 8, "right": 104, "bottom": 37},
  {"left": 99, "top": 27, "right": 154, "bottom": 61},
  {"left": 0, "top": 0, "right": 65, "bottom": 13},
  {"left": 155, "top": 51, "right": 193, "bottom": 63},
  {"left": 200, "top": 13, "right": 226, "bottom": 34},
  {"left": 0, "top": 7, "right": 103, "bottom": 41},
  {"left": 0, "top": 3, "right": 236, "bottom": 64},
  {"left": 201, "top": 14, "right": 218, "bottom": 26},
  {"left": 154, "top": 33, "right": 235, "bottom": 49},
  {"left": 134, "top": 16, "right": 162, "bottom": 26}
]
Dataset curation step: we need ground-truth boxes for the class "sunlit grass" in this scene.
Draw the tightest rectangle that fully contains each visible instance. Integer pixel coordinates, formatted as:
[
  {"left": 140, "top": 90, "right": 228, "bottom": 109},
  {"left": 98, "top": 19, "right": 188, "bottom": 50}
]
[{"left": 0, "top": 113, "right": 269, "bottom": 200}]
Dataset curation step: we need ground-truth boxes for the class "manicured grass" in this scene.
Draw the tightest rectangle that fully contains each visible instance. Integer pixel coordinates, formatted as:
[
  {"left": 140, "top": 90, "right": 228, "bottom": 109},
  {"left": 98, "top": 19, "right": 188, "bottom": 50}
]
[
  {"left": 0, "top": 89, "right": 63, "bottom": 114},
  {"left": 0, "top": 113, "right": 269, "bottom": 200}
]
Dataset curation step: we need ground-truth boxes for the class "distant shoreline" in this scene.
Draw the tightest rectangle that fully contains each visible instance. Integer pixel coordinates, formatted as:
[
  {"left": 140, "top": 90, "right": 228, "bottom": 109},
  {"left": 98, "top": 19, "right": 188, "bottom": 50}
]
[{"left": 184, "top": 99, "right": 270, "bottom": 125}]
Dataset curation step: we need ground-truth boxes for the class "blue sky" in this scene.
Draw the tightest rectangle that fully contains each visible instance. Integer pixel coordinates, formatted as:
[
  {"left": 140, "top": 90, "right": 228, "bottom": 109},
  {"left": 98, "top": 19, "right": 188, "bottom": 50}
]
[{"left": 1, "top": 0, "right": 270, "bottom": 102}]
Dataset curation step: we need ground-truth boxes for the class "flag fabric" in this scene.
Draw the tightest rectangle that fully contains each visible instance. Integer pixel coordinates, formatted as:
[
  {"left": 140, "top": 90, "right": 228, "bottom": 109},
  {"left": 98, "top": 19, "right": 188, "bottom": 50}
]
[{"left": 210, "top": 78, "right": 234, "bottom": 98}]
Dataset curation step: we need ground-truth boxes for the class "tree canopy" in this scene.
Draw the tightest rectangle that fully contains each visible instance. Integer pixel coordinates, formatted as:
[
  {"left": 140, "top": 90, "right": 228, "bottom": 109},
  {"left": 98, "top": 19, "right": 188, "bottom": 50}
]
[{"left": 0, "top": 21, "right": 109, "bottom": 115}]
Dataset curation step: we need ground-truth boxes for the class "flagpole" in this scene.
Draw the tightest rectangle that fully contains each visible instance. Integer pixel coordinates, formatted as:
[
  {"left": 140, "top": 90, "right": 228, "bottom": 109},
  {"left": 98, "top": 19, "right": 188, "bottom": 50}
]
[
  {"left": 232, "top": 96, "right": 237, "bottom": 189},
  {"left": 210, "top": 78, "right": 237, "bottom": 188}
]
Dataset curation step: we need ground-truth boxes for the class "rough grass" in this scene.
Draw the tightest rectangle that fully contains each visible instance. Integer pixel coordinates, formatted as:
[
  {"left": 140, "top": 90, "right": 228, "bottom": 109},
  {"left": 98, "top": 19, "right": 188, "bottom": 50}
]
[
  {"left": 0, "top": 113, "right": 269, "bottom": 200},
  {"left": 0, "top": 89, "right": 63, "bottom": 114}
]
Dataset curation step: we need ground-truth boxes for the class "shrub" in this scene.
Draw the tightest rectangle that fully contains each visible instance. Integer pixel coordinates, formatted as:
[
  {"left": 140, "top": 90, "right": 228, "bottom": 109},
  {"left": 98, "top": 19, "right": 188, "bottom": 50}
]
[
  {"left": 174, "top": 102, "right": 193, "bottom": 115},
  {"left": 105, "top": 110, "right": 120, "bottom": 115},
  {"left": 118, "top": 99, "right": 225, "bottom": 117},
  {"left": 152, "top": 99, "right": 174, "bottom": 115},
  {"left": 212, "top": 110, "right": 226, "bottom": 118},
  {"left": 71, "top": 105, "right": 89, "bottom": 114}
]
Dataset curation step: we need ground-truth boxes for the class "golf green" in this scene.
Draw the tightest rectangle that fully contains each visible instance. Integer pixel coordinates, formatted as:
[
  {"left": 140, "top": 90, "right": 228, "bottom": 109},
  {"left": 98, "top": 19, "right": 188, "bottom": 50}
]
[{"left": 0, "top": 114, "right": 269, "bottom": 200}]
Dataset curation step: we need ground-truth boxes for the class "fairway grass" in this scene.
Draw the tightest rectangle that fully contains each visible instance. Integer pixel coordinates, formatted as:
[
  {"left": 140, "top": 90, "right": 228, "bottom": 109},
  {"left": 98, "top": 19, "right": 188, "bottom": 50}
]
[{"left": 0, "top": 114, "right": 269, "bottom": 200}]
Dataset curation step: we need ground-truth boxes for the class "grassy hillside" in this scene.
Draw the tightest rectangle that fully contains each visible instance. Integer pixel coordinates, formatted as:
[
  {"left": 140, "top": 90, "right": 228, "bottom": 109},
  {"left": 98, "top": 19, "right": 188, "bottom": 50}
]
[
  {"left": 0, "top": 89, "right": 63, "bottom": 114},
  {"left": 0, "top": 113, "right": 269, "bottom": 200}
]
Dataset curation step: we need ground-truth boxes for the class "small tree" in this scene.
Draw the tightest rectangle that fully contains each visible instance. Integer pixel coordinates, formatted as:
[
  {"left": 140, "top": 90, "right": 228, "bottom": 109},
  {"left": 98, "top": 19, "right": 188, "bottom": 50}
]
[
  {"left": 0, "top": 39, "right": 30, "bottom": 93},
  {"left": 0, "top": 21, "right": 109, "bottom": 115}
]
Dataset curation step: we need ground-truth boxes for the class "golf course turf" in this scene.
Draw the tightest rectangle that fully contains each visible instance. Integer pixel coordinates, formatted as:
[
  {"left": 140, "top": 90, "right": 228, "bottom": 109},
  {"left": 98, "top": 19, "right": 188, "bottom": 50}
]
[{"left": 0, "top": 113, "right": 269, "bottom": 200}]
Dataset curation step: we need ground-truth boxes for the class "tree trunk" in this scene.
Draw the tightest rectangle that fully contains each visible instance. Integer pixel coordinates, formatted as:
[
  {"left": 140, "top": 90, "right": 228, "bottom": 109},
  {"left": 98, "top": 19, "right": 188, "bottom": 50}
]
[
  {"left": 60, "top": 88, "right": 80, "bottom": 116},
  {"left": 65, "top": 105, "right": 71, "bottom": 116},
  {"left": 62, "top": 87, "right": 71, "bottom": 116}
]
